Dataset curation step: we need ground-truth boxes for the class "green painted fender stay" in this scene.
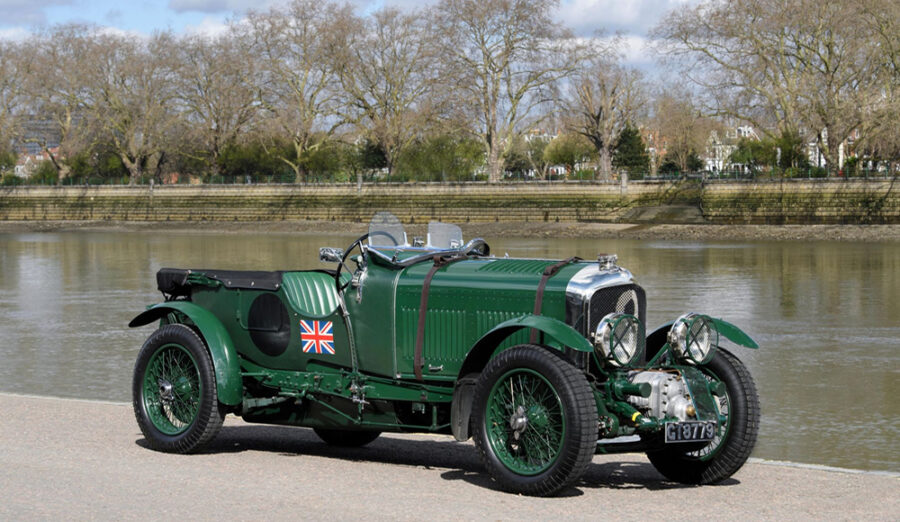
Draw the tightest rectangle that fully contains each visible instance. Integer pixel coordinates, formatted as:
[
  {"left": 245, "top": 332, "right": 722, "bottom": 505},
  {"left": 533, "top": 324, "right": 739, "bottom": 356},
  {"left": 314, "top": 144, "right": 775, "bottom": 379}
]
[{"left": 129, "top": 302, "right": 243, "bottom": 405}]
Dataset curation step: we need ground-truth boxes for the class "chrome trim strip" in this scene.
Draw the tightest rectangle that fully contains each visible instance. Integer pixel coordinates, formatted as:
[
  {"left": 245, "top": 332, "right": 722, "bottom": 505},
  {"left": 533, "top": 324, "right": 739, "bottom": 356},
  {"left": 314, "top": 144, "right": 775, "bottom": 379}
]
[{"left": 565, "top": 263, "right": 636, "bottom": 336}]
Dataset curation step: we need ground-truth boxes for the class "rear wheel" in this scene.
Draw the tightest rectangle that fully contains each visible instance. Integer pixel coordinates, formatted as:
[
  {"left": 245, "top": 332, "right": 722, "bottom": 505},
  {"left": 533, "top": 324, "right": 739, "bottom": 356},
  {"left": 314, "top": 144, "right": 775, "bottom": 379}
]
[
  {"left": 313, "top": 428, "right": 381, "bottom": 447},
  {"left": 132, "top": 324, "right": 225, "bottom": 453},
  {"left": 472, "top": 345, "right": 597, "bottom": 496},
  {"left": 647, "top": 348, "right": 759, "bottom": 483}
]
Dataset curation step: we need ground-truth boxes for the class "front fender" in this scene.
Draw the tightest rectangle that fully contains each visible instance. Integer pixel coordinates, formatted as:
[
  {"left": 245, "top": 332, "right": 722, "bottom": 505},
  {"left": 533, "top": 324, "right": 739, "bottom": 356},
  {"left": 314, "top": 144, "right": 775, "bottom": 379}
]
[
  {"left": 458, "top": 315, "right": 592, "bottom": 378},
  {"left": 129, "top": 302, "right": 242, "bottom": 406},
  {"left": 645, "top": 317, "right": 759, "bottom": 362}
]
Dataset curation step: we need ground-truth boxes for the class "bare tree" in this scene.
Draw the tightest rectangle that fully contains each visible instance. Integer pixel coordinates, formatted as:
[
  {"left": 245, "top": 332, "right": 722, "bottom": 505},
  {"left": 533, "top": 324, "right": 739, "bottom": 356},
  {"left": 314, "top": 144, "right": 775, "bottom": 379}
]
[
  {"left": 20, "top": 25, "right": 103, "bottom": 182},
  {"left": 651, "top": 90, "right": 718, "bottom": 173},
  {"left": 174, "top": 33, "right": 261, "bottom": 178},
  {"left": 654, "top": 0, "right": 886, "bottom": 174},
  {"left": 855, "top": 0, "right": 900, "bottom": 170},
  {"left": 338, "top": 7, "right": 442, "bottom": 177},
  {"left": 563, "top": 47, "right": 646, "bottom": 180},
  {"left": 83, "top": 32, "right": 181, "bottom": 184},
  {"left": 0, "top": 40, "right": 27, "bottom": 158},
  {"left": 243, "top": 0, "right": 351, "bottom": 182},
  {"left": 436, "top": 0, "right": 582, "bottom": 182}
]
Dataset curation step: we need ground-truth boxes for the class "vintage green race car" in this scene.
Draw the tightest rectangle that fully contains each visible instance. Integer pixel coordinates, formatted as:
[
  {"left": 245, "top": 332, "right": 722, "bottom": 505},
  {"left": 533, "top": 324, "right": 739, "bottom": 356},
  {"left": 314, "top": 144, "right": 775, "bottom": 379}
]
[{"left": 130, "top": 212, "right": 759, "bottom": 496}]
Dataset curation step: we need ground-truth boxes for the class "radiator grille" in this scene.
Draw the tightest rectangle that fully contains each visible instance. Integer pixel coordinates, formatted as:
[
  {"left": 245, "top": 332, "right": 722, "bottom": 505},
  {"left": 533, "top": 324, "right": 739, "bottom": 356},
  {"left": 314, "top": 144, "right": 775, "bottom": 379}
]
[{"left": 567, "top": 285, "right": 647, "bottom": 335}]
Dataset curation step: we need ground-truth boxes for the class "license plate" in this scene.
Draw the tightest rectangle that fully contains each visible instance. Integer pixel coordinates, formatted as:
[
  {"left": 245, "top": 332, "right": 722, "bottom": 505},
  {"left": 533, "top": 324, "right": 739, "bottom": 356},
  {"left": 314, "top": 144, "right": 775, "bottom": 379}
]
[{"left": 664, "top": 421, "right": 716, "bottom": 443}]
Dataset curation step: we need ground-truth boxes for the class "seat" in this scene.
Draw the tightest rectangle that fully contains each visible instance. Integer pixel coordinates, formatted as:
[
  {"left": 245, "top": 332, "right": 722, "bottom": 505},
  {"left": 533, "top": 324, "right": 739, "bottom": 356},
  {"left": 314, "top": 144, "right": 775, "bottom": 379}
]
[{"left": 280, "top": 271, "right": 342, "bottom": 317}]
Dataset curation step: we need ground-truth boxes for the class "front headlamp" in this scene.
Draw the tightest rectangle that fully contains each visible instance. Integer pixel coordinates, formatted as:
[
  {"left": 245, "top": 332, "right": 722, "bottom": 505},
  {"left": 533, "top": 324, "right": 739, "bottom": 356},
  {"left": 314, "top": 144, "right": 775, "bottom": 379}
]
[
  {"left": 668, "top": 313, "right": 718, "bottom": 365},
  {"left": 593, "top": 313, "right": 644, "bottom": 367}
]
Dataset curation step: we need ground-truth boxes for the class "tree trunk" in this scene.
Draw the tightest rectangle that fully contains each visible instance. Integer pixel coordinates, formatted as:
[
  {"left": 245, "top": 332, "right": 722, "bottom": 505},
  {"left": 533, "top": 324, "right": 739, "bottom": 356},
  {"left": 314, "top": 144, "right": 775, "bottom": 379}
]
[
  {"left": 598, "top": 147, "right": 613, "bottom": 180},
  {"left": 121, "top": 155, "right": 142, "bottom": 186},
  {"left": 293, "top": 166, "right": 306, "bottom": 184},
  {"left": 487, "top": 142, "right": 502, "bottom": 183}
]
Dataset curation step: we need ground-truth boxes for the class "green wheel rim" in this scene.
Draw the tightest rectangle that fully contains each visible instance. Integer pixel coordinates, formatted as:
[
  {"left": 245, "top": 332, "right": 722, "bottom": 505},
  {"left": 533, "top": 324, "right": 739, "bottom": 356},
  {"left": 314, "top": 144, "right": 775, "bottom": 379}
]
[
  {"left": 485, "top": 368, "right": 565, "bottom": 476},
  {"left": 142, "top": 343, "right": 202, "bottom": 436},
  {"left": 689, "top": 372, "right": 731, "bottom": 461}
]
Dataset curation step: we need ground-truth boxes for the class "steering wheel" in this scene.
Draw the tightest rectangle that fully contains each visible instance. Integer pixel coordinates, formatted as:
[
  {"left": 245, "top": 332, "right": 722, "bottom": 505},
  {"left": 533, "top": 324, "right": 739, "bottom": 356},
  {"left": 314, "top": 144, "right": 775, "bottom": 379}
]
[
  {"left": 335, "top": 233, "right": 369, "bottom": 293},
  {"left": 335, "top": 230, "right": 408, "bottom": 290}
]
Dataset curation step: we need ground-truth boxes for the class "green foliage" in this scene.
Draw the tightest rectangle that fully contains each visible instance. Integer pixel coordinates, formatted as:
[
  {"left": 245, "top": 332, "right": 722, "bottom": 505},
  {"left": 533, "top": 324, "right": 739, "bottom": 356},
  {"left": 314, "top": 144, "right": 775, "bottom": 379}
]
[
  {"left": 67, "top": 149, "right": 130, "bottom": 183},
  {"left": 356, "top": 140, "right": 388, "bottom": 172},
  {"left": 612, "top": 125, "right": 649, "bottom": 174},
  {"left": 503, "top": 136, "right": 551, "bottom": 180},
  {"left": 343, "top": 140, "right": 388, "bottom": 182},
  {"left": 0, "top": 149, "right": 14, "bottom": 173},
  {"left": 544, "top": 133, "right": 595, "bottom": 174},
  {"left": 503, "top": 138, "right": 532, "bottom": 176},
  {"left": 659, "top": 150, "right": 702, "bottom": 174},
  {"left": 842, "top": 156, "right": 859, "bottom": 176},
  {"left": 29, "top": 161, "right": 58, "bottom": 185},
  {"left": 219, "top": 141, "right": 293, "bottom": 182},
  {"left": 395, "top": 134, "right": 484, "bottom": 181},
  {"left": 1, "top": 172, "right": 23, "bottom": 186},
  {"left": 304, "top": 141, "right": 347, "bottom": 181},
  {"left": 687, "top": 152, "right": 704, "bottom": 172},
  {"left": 775, "top": 129, "right": 810, "bottom": 171},
  {"left": 729, "top": 138, "right": 777, "bottom": 173}
]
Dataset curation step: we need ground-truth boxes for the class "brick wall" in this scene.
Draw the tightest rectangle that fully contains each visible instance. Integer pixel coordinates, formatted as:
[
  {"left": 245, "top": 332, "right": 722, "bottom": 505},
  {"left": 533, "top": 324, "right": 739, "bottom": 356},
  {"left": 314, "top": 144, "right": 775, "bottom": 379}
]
[{"left": 0, "top": 179, "right": 895, "bottom": 224}]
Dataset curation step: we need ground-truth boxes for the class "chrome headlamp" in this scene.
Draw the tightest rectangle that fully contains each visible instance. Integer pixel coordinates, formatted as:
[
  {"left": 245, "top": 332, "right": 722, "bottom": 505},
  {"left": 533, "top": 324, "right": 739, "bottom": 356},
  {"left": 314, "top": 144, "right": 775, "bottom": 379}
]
[
  {"left": 593, "top": 313, "right": 644, "bottom": 367},
  {"left": 668, "top": 313, "right": 718, "bottom": 365}
]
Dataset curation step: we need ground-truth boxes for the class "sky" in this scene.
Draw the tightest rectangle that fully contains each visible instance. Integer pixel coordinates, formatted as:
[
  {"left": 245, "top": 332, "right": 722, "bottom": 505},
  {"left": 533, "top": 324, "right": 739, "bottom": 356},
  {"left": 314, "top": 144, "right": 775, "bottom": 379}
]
[{"left": 0, "top": 0, "right": 696, "bottom": 66}]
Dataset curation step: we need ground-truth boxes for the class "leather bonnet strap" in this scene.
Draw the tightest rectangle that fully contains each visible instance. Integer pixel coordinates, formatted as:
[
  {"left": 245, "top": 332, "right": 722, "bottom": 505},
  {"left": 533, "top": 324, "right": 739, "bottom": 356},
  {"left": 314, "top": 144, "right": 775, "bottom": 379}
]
[
  {"left": 414, "top": 254, "right": 462, "bottom": 381},
  {"left": 529, "top": 256, "right": 581, "bottom": 344}
]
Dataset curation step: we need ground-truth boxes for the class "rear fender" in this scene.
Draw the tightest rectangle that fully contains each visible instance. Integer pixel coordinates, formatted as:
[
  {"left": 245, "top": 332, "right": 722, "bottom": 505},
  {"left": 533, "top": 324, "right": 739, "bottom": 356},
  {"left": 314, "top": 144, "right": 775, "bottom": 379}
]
[{"left": 129, "top": 302, "right": 242, "bottom": 406}]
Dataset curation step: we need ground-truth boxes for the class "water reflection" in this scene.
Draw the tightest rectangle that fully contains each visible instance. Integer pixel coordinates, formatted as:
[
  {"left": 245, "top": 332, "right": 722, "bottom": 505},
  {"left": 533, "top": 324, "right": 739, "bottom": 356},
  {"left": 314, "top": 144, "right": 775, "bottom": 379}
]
[{"left": 0, "top": 230, "right": 896, "bottom": 472}]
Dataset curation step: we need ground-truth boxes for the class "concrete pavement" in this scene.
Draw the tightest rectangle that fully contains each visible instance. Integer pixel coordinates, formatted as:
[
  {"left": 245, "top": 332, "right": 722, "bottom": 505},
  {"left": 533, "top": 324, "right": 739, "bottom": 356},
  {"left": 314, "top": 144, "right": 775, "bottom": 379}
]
[{"left": 0, "top": 393, "right": 896, "bottom": 520}]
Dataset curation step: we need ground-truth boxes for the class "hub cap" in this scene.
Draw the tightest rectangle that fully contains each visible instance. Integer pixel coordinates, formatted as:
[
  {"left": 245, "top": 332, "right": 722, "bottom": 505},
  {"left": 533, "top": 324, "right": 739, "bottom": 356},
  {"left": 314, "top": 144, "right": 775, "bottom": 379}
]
[
  {"left": 142, "top": 343, "right": 201, "bottom": 436},
  {"left": 486, "top": 369, "right": 565, "bottom": 476}
]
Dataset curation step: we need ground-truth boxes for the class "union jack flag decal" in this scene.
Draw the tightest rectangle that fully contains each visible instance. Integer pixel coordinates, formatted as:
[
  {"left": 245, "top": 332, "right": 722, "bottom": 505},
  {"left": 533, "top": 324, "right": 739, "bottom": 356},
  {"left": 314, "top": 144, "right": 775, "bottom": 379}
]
[{"left": 299, "top": 320, "right": 335, "bottom": 355}]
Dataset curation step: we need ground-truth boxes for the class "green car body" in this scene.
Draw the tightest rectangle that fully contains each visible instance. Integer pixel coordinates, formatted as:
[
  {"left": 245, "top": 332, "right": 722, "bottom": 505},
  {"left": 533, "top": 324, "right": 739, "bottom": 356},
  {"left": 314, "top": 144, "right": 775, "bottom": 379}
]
[{"left": 130, "top": 213, "right": 760, "bottom": 496}]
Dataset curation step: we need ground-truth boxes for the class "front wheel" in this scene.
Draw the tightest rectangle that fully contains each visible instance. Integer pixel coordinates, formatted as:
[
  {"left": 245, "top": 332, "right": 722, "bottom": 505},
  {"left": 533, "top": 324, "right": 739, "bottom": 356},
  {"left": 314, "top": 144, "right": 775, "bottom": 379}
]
[
  {"left": 647, "top": 348, "right": 759, "bottom": 484},
  {"left": 472, "top": 345, "right": 597, "bottom": 496},
  {"left": 132, "top": 324, "right": 225, "bottom": 453}
]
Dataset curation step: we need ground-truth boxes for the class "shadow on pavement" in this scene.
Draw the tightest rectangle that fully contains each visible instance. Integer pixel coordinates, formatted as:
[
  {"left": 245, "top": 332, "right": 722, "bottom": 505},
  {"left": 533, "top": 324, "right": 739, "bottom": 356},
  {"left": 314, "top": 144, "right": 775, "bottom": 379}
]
[{"left": 136, "top": 424, "right": 738, "bottom": 494}]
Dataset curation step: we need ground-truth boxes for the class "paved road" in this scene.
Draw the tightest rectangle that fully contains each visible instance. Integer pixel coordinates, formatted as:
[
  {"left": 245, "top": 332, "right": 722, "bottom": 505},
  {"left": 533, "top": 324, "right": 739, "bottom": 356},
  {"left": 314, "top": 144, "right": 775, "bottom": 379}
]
[{"left": 1, "top": 393, "right": 896, "bottom": 521}]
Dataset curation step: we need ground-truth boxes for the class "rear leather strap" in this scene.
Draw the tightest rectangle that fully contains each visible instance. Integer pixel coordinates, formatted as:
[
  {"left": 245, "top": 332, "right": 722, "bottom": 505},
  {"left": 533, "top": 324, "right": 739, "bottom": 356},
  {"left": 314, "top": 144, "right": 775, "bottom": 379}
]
[
  {"left": 529, "top": 257, "right": 581, "bottom": 343},
  {"left": 414, "top": 254, "right": 463, "bottom": 381}
]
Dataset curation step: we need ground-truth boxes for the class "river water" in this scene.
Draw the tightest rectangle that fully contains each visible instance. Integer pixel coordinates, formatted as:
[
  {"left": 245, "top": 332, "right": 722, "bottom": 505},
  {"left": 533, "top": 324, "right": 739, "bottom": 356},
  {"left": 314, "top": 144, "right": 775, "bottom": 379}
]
[{"left": 0, "top": 229, "right": 897, "bottom": 472}]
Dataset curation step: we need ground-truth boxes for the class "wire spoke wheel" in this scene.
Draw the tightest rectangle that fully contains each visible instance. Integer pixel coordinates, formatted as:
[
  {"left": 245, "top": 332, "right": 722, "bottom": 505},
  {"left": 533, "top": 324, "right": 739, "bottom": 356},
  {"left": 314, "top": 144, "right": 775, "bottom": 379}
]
[
  {"left": 142, "top": 343, "right": 201, "bottom": 435},
  {"left": 472, "top": 345, "right": 596, "bottom": 496},
  {"left": 133, "top": 324, "right": 225, "bottom": 453},
  {"left": 486, "top": 369, "right": 565, "bottom": 475},
  {"left": 687, "top": 372, "right": 731, "bottom": 460},
  {"left": 646, "top": 348, "right": 759, "bottom": 484}
]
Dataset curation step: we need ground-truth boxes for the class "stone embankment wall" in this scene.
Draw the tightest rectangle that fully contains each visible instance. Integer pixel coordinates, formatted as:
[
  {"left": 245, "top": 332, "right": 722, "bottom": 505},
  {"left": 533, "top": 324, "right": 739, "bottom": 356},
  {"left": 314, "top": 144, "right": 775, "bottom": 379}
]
[{"left": 0, "top": 179, "right": 896, "bottom": 224}]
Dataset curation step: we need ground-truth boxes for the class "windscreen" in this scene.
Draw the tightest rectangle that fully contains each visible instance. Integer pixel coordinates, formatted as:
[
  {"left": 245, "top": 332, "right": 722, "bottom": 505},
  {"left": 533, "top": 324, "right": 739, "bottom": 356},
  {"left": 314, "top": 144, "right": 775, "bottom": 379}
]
[
  {"left": 367, "top": 211, "right": 408, "bottom": 247},
  {"left": 427, "top": 222, "right": 464, "bottom": 249}
]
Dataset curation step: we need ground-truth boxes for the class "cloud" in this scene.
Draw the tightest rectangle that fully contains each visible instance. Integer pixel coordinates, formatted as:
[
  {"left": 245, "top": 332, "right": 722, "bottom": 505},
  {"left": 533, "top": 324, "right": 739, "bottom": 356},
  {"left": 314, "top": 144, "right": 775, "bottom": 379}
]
[
  {"left": 556, "top": 0, "right": 698, "bottom": 36},
  {"left": 184, "top": 15, "right": 230, "bottom": 37},
  {"left": 168, "top": 0, "right": 278, "bottom": 14},
  {"left": 0, "top": 0, "right": 72, "bottom": 26},
  {"left": 0, "top": 26, "right": 31, "bottom": 40}
]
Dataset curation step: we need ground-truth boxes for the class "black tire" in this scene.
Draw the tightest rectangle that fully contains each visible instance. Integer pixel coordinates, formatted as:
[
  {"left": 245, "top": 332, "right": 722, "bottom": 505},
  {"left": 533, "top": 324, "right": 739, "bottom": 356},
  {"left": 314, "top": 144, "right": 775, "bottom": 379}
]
[
  {"left": 132, "top": 324, "right": 225, "bottom": 453},
  {"left": 313, "top": 428, "right": 381, "bottom": 447},
  {"left": 471, "top": 345, "right": 597, "bottom": 496},
  {"left": 647, "top": 348, "right": 759, "bottom": 484}
]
